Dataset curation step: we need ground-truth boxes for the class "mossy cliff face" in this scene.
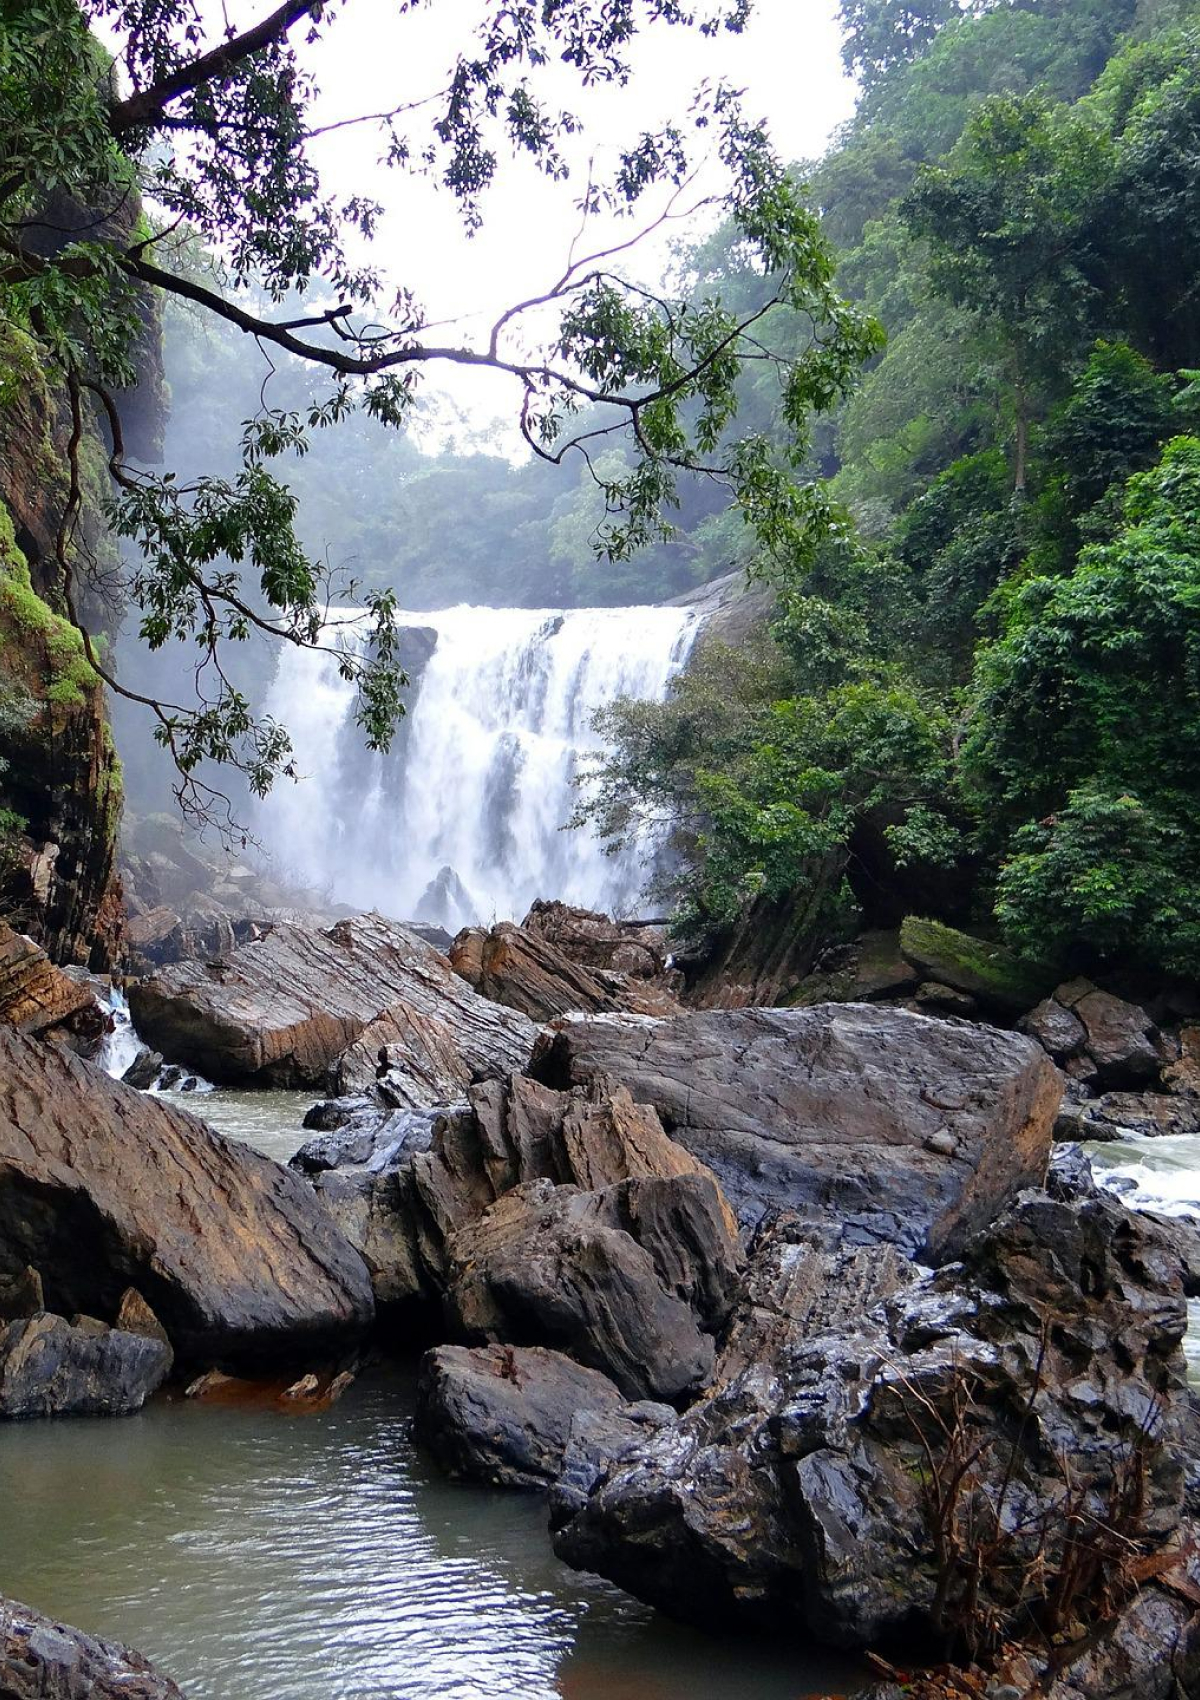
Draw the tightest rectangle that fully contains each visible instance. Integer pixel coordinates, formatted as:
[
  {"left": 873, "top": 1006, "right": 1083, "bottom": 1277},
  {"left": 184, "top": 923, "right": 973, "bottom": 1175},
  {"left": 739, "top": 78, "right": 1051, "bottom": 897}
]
[{"left": 0, "top": 319, "right": 148, "bottom": 969}]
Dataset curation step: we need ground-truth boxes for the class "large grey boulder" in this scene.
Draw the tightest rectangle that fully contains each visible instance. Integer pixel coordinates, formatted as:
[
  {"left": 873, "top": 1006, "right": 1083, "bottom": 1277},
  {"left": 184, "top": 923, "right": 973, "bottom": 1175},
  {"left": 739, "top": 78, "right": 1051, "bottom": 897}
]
[
  {"left": 532, "top": 1004, "right": 1062, "bottom": 1256},
  {"left": 0, "top": 1595, "right": 186, "bottom": 1698},
  {"left": 0, "top": 1027, "right": 373, "bottom": 1366},
  {"left": 0, "top": 1312, "right": 171, "bottom": 1418},
  {"left": 129, "top": 911, "right": 536, "bottom": 1090},
  {"left": 552, "top": 1186, "right": 1191, "bottom": 1647},
  {"left": 412, "top": 1343, "right": 628, "bottom": 1489}
]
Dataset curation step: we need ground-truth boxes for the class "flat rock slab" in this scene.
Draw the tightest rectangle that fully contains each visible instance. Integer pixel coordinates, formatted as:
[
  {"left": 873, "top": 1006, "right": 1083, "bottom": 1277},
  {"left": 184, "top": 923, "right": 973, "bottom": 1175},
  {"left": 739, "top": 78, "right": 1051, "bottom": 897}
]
[
  {"left": 129, "top": 912, "right": 536, "bottom": 1089},
  {"left": 0, "top": 1028, "right": 373, "bottom": 1365},
  {"left": 1, "top": 1594, "right": 186, "bottom": 1698},
  {"left": 532, "top": 1004, "right": 1062, "bottom": 1259},
  {"left": 413, "top": 1343, "right": 627, "bottom": 1489}
]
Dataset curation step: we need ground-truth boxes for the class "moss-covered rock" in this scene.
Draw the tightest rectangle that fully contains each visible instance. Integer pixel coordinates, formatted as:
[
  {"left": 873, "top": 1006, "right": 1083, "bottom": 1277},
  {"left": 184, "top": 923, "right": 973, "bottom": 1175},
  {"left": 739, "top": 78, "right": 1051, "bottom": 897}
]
[{"left": 898, "top": 915, "right": 1053, "bottom": 1015}]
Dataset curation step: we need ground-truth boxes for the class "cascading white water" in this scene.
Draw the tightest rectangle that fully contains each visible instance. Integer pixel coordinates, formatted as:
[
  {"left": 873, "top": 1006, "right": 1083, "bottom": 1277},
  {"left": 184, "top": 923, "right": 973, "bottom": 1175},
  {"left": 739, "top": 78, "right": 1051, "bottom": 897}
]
[{"left": 256, "top": 604, "right": 698, "bottom": 931}]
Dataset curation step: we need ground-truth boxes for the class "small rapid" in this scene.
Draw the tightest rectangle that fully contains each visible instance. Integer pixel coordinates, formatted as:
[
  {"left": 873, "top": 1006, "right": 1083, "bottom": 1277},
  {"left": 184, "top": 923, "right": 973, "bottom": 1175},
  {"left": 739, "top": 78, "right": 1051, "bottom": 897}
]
[{"left": 255, "top": 604, "right": 698, "bottom": 931}]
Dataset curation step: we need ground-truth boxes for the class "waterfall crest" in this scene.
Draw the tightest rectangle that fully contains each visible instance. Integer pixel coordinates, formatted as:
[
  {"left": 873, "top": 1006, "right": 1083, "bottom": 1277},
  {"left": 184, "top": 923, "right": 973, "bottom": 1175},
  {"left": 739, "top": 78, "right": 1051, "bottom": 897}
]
[{"left": 257, "top": 603, "right": 697, "bottom": 931}]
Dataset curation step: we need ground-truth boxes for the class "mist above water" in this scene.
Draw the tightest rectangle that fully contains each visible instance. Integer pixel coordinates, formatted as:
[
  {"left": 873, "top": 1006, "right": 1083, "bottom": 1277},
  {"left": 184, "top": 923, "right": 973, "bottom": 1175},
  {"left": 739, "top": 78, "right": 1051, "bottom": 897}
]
[{"left": 256, "top": 604, "right": 698, "bottom": 930}]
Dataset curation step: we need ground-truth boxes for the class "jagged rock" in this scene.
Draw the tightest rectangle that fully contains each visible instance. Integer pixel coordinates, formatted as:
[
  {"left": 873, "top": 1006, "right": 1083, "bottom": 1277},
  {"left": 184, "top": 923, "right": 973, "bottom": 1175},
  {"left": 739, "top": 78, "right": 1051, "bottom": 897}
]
[
  {"left": 783, "top": 930, "right": 919, "bottom": 1008},
  {"left": 714, "top": 1214, "right": 919, "bottom": 1381},
  {"left": 898, "top": 916, "right": 1051, "bottom": 1013},
  {"left": 1055, "top": 1089, "right": 1200, "bottom": 1142},
  {"left": 0, "top": 1311, "right": 172, "bottom": 1417},
  {"left": 129, "top": 911, "right": 536, "bottom": 1089},
  {"left": 0, "top": 1593, "right": 186, "bottom": 1698},
  {"left": 0, "top": 921, "right": 99, "bottom": 1039},
  {"left": 1021, "top": 996, "right": 1088, "bottom": 1060},
  {"left": 549, "top": 1399, "right": 677, "bottom": 1524},
  {"left": 0, "top": 1027, "right": 373, "bottom": 1365},
  {"left": 115, "top": 1286, "right": 174, "bottom": 1370},
  {"left": 532, "top": 1004, "right": 1061, "bottom": 1257},
  {"left": 553, "top": 1187, "right": 1191, "bottom": 1648},
  {"left": 413, "top": 1343, "right": 628, "bottom": 1489},
  {"left": 445, "top": 1173, "right": 737, "bottom": 1402},
  {"left": 308, "top": 1074, "right": 739, "bottom": 1320},
  {"left": 121, "top": 1044, "right": 163, "bottom": 1090},
  {"left": 522, "top": 900, "right": 672, "bottom": 980},
  {"left": 450, "top": 920, "right": 680, "bottom": 1022},
  {"left": 291, "top": 1103, "right": 439, "bottom": 1175}
]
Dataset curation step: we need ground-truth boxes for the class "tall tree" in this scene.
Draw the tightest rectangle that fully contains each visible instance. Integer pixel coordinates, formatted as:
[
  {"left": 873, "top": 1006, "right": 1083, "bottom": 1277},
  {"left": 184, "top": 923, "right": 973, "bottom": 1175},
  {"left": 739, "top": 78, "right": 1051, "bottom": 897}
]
[{"left": 904, "top": 91, "right": 1109, "bottom": 491}]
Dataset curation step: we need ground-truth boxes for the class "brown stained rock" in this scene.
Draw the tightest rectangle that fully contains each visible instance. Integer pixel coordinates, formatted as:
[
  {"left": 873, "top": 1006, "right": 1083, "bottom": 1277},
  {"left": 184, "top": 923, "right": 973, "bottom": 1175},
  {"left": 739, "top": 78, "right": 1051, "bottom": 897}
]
[
  {"left": 0, "top": 1312, "right": 172, "bottom": 1418},
  {"left": 449, "top": 919, "right": 680, "bottom": 1023},
  {"left": 129, "top": 911, "right": 536, "bottom": 1089},
  {"left": 0, "top": 1594, "right": 186, "bottom": 1699},
  {"left": 413, "top": 1343, "right": 628, "bottom": 1489},
  {"left": 1072, "top": 988, "right": 1159, "bottom": 1084},
  {"left": 0, "top": 1027, "right": 373, "bottom": 1365},
  {"left": 522, "top": 900, "right": 672, "bottom": 980},
  {"left": 0, "top": 921, "right": 97, "bottom": 1037},
  {"left": 532, "top": 1004, "right": 1062, "bottom": 1259}
]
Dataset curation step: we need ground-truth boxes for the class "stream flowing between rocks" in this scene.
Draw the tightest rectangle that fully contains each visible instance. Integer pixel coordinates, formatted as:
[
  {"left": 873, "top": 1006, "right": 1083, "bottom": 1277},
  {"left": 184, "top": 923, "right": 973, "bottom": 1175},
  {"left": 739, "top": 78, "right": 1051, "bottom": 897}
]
[{"left": 0, "top": 1087, "right": 863, "bottom": 1700}]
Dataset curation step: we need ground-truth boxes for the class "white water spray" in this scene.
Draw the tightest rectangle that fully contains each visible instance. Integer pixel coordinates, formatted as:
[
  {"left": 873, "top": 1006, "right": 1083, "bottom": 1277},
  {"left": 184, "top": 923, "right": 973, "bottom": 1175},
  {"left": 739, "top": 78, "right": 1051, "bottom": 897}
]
[{"left": 256, "top": 604, "right": 698, "bottom": 930}]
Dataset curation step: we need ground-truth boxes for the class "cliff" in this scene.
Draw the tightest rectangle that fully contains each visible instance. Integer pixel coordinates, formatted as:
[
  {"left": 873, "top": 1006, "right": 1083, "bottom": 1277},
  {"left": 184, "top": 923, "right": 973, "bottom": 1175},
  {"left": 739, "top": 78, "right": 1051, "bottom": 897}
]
[{"left": 0, "top": 293, "right": 163, "bottom": 968}]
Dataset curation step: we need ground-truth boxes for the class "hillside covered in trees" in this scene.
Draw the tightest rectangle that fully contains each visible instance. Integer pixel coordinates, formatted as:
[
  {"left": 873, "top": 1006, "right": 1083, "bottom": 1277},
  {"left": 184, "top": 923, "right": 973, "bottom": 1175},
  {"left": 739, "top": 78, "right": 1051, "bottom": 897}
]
[{"left": 575, "top": 0, "right": 1200, "bottom": 988}]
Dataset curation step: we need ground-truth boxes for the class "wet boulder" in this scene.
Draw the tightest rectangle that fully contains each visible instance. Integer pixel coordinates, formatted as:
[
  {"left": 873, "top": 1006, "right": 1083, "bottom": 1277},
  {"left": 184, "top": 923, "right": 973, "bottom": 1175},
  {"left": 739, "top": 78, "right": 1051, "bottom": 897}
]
[
  {"left": 552, "top": 1187, "right": 1191, "bottom": 1648},
  {"left": 1055, "top": 981, "right": 1160, "bottom": 1085},
  {"left": 532, "top": 1003, "right": 1062, "bottom": 1257},
  {"left": 129, "top": 911, "right": 536, "bottom": 1090},
  {"left": 0, "top": 1027, "right": 373, "bottom": 1366},
  {"left": 412, "top": 1343, "right": 628, "bottom": 1490},
  {"left": 0, "top": 1594, "right": 186, "bottom": 1698},
  {"left": 0, "top": 1312, "right": 171, "bottom": 1418}
]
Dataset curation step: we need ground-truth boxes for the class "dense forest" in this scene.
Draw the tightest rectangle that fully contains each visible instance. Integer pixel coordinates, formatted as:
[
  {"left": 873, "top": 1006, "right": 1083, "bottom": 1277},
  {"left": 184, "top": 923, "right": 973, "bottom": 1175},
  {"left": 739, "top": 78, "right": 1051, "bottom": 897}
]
[{"left": 572, "top": 0, "right": 1200, "bottom": 987}]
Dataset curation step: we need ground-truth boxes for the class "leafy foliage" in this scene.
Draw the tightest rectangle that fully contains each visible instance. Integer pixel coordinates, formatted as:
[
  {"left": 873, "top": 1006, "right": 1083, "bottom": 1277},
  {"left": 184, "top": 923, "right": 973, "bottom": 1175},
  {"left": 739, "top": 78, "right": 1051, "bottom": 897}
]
[{"left": 0, "top": 0, "right": 877, "bottom": 831}]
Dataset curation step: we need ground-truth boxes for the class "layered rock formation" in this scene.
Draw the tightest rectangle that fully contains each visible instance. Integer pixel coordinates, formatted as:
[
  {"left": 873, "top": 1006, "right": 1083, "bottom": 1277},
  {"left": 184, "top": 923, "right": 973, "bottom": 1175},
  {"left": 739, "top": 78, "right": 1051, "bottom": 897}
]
[
  {"left": 129, "top": 912, "right": 536, "bottom": 1090},
  {"left": 0, "top": 1027, "right": 373, "bottom": 1365},
  {"left": 449, "top": 919, "right": 680, "bottom": 1021},
  {"left": 0, "top": 920, "right": 101, "bottom": 1045}
]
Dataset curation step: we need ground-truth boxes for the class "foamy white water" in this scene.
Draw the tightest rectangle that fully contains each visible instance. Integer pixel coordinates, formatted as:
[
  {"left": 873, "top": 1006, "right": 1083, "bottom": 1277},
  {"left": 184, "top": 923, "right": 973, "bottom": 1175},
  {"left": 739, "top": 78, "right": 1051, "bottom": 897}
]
[{"left": 256, "top": 604, "right": 697, "bottom": 930}]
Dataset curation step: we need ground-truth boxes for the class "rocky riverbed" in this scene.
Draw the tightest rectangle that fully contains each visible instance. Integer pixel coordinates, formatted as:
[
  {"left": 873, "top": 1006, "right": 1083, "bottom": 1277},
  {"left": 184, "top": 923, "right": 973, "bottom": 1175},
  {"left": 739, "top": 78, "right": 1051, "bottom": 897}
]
[{"left": 3, "top": 905, "right": 1199, "bottom": 1699}]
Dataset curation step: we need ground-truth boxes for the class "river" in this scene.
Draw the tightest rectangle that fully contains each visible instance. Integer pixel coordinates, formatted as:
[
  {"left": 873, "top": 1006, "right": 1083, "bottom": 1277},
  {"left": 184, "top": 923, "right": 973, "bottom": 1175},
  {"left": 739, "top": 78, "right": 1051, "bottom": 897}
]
[{"left": 0, "top": 1086, "right": 863, "bottom": 1700}]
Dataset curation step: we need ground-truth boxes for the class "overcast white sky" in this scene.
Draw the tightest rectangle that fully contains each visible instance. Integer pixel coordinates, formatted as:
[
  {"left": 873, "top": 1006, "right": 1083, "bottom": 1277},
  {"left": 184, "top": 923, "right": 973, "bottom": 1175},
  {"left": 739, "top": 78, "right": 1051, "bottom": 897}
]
[{"left": 137, "top": 1, "right": 858, "bottom": 440}]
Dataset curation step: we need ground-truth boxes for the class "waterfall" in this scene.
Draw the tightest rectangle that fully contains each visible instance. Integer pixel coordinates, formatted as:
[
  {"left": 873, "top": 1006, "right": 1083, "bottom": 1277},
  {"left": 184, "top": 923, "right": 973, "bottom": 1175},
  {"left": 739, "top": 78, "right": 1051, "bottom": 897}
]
[{"left": 256, "top": 603, "right": 698, "bottom": 931}]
